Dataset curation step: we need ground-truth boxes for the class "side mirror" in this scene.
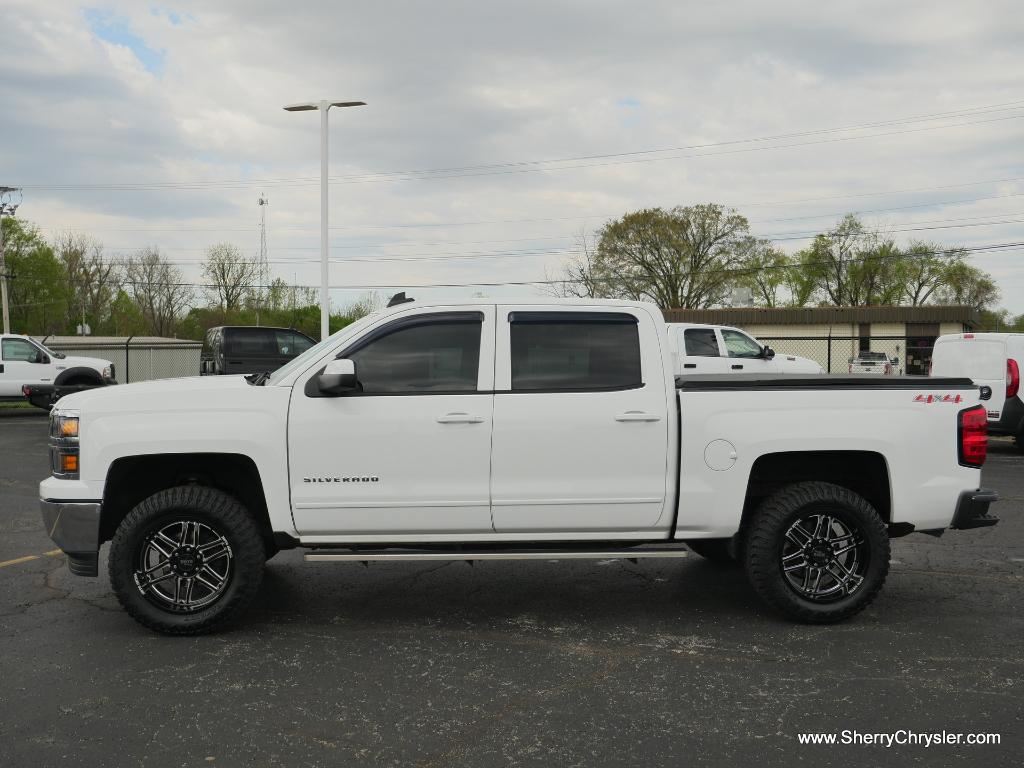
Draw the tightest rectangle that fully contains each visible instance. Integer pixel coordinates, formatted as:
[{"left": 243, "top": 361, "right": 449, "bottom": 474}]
[
  {"left": 317, "top": 358, "right": 359, "bottom": 395},
  {"left": 762, "top": 345, "right": 775, "bottom": 361},
  {"left": 35, "top": 351, "right": 49, "bottom": 364}
]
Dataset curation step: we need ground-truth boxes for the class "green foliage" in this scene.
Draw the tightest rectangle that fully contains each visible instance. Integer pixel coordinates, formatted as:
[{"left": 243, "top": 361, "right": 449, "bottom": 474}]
[{"left": 1, "top": 217, "right": 69, "bottom": 334}]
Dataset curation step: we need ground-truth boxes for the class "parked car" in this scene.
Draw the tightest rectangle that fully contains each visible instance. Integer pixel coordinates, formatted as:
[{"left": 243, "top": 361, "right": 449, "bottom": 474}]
[
  {"left": 931, "top": 332, "right": 1023, "bottom": 449},
  {"left": 200, "top": 326, "right": 315, "bottom": 377},
  {"left": 849, "top": 350, "right": 898, "bottom": 375},
  {"left": 41, "top": 298, "right": 996, "bottom": 634},
  {"left": 668, "top": 323, "right": 824, "bottom": 375},
  {"left": 0, "top": 333, "right": 115, "bottom": 409}
]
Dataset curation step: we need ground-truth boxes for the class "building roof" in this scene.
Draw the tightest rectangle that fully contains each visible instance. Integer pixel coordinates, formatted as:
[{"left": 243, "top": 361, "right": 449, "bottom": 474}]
[
  {"left": 33, "top": 335, "right": 201, "bottom": 347},
  {"left": 662, "top": 305, "right": 980, "bottom": 328}
]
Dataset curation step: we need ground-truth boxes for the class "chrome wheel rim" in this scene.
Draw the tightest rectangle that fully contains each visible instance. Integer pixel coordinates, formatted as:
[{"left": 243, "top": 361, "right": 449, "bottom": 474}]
[
  {"left": 134, "top": 520, "right": 233, "bottom": 613},
  {"left": 780, "top": 513, "right": 866, "bottom": 602}
]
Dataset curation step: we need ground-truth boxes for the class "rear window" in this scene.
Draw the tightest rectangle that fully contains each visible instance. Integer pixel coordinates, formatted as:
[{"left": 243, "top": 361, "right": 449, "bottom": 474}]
[
  {"left": 857, "top": 351, "right": 888, "bottom": 361},
  {"left": 225, "top": 329, "right": 312, "bottom": 358},
  {"left": 510, "top": 312, "right": 642, "bottom": 391},
  {"left": 932, "top": 339, "right": 1006, "bottom": 380},
  {"left": 683, "top": 328, "right": 719, "bottom": 357}
]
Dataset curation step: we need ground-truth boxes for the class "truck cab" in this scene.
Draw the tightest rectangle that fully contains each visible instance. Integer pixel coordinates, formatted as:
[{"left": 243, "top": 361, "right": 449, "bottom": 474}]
[{"left": 667, "top": 323, "right": 824, "bottom": 375}]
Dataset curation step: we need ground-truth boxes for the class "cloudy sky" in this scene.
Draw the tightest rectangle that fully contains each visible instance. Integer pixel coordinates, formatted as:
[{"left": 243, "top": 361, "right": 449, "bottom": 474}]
[{"left": 2, "top": 0, "right": 1023, "bottom": 313}]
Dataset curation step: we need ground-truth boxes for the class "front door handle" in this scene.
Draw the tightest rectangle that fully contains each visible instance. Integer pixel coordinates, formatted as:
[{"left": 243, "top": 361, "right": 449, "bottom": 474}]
[
  {"left": 731, "top": 364, "right": 743, "bottom": 370},
  {"left": 437, "top": 413, "right": 485, "bottom": 424},
  {"left": 615, "top": 411, "right": 661, "bottom": 422}
]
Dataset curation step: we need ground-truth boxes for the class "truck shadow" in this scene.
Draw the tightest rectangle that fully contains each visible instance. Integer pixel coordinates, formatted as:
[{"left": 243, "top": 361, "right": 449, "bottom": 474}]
[{"left": 240, "top": 555, "right": 769, "bottom": 633}]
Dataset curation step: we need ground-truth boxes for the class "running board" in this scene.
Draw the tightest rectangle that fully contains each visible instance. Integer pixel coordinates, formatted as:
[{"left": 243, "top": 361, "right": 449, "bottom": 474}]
[{"left": 305, "top": 546, "right": 688, "bottom": 563}]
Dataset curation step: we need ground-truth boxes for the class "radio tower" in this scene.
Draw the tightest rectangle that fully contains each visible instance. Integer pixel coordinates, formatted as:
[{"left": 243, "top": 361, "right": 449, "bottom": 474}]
[{"left": 256, "top": 194, "right": 269, "bottom": 326}]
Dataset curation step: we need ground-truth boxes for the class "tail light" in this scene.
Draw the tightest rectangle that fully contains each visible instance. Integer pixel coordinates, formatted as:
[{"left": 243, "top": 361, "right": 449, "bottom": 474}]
[
  {"left": 1007, "top": 359, "right": 1020, "bottom": 400},
  {"left": 958, "top": 406, "right": 988, "bottom": 467},
  {"left": 848, "top": 364, "right": 853, "bottom": 373},
  {"left": 884, "top": 363, "right": 892, "bottom": 375}
]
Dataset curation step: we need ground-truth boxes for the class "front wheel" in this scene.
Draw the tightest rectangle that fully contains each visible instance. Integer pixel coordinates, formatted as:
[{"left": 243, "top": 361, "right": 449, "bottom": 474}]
[
  {"left": 744, "top": 481, "right": 889, "bottom": 623},
  {"left": 109, "top": 486, "right": 265, "bottom": 635}
]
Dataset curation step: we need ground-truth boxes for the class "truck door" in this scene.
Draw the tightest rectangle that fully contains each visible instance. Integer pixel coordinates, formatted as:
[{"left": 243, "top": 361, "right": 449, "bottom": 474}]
[
  {"left": 676, "top": 326, "right": 731, "bottom": 374},
  {"left": 0, "top": 338, "right": 51, "bottom": 396},
  {"left": 719, "top": 328, "right": 773, "bottom": 373},
  {"left": 490, "top": 306, "right": 670, "bottom": 533},
  {"left": 287, "top": 307, "right": 496, "bottom": 536}
]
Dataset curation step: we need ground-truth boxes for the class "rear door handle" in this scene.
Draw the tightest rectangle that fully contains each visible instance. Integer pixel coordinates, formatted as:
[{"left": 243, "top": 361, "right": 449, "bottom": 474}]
[
  {"left": 437, "top": 413, "right": 485, "bottom": 424},
  {"left": 731, "top": 364, "right": 743, "bottom": 370},
  {"left": 615, "top": 411, "right": 661, "bottom": 422}
]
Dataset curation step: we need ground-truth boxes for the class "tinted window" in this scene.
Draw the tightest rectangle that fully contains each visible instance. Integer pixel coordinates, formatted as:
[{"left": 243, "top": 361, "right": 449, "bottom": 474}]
[
  {"left": 226, "top": 328, "right": 277, "bottom": 357},
  {"left": 510, "top": 312, "right": 642, "bottom": 391},
  {"left": 2, "top": 338, "right": 40, "bottom": 362},
  {"left": 684, "top": 328, "right": 720, "bottom": 357},
  {"left": 721, "top": 329, "right": 763, "bottom": 358},
  {"left": 348, "top": 316, "right": 481, "bottom": 393}
]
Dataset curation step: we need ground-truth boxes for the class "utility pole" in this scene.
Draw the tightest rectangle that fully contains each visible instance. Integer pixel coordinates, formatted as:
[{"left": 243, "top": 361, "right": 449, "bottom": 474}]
[{"left": 0, "top": 186, "right": 22, "bottom": 334}]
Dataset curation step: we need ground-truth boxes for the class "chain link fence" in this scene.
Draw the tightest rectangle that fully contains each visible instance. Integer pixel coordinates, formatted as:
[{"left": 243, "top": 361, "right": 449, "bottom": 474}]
[
  {"left": 37, "top": 338, "right": 202, "bottom": 383},
  {"left": 758, "top": 335, "right": 936, "bottom": 375}
]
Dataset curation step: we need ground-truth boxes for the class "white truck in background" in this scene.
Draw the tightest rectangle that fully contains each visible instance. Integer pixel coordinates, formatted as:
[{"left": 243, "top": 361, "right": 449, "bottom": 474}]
[
  {"left": 931, "top": 332, "right": 1024, "bottom": 450},
  {"left": 0, "top": 334, "right": 115, "bottom": 408},
  {"left": 39, "top": 298, "right": 996, "bottom": 635},
  {"left": 668, "top": 323, "right": 824, "bottom": 375},
  {"left": 849, "top": 350, "right": 899, "bottom": 375}
]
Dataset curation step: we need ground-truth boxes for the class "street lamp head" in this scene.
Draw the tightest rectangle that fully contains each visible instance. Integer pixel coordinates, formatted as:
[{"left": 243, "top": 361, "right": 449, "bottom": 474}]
[{"left": 284, "top": 101, "right": 366, "bottom": 112}]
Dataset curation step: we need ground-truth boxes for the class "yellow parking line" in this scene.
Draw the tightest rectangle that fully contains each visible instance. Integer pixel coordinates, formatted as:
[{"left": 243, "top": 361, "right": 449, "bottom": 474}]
[
  {"left": 44, "top": 549, "right": 63, "bottom": 557},
  {"left": 0, "top": 555, "right": 40, "bottom": 568}
]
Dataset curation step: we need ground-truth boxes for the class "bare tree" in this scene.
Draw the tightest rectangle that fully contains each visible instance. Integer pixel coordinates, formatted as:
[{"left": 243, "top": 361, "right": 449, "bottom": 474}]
[
  {"left": 202, "top": 243, "right": 261, "bottom": 311},
  {"left": 53, "top": 232, "right": 120, "bottom": 333},
  {"left": 124, "top": 247, "right": 192, "bottom": 336},
  {"left": 900, "top": 242, "right": 964, "bottom": 306}
]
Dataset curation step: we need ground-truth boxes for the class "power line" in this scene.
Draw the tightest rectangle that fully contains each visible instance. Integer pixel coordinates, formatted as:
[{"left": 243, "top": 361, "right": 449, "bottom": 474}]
[{"left": 16, "top": 102, "right": 1024, "bottom": 192}]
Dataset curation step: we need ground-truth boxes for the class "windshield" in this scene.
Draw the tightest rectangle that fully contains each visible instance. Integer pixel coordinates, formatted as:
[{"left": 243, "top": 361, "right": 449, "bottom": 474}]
[{"left": 265, "top": 314, "right": 378, "bottom": 385}]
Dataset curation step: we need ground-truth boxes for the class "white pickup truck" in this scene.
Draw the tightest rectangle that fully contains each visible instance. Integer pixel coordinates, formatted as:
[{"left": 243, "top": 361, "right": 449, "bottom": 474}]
[
  {"left": 39, "top": 298, "right": 998, "bottom": 635},
  {"left": 1, "top": 334, "right": 115, "bottom": 408}
]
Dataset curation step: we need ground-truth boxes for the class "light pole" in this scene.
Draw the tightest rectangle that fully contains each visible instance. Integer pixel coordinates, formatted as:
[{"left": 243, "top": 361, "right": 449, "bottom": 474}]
[{"left": 283, "top": 100, "right": 365, "bottom": 340}]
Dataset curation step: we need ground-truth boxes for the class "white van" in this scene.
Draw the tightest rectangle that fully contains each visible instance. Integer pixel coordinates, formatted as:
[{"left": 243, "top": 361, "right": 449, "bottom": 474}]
[
  {"left": 667, "top": 323, "right": 824, "bottom": 376},
  {"left": 931, "top": 333, "right": 1023, "bottom": 447}
]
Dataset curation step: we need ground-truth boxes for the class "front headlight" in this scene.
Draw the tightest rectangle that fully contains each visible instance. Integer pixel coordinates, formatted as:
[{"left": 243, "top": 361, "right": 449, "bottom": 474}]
[{"left": 49, "top": 411, "right": 80, "bottom": 479}]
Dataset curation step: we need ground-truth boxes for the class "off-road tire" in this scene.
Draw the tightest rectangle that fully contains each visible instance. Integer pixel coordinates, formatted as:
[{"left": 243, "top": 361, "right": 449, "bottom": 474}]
[
  {"left": 744, "top": 481, "right": 889, "bottom": 623},
  {"left": 109, "top": 486, "right": 265, "bottom": 635}
]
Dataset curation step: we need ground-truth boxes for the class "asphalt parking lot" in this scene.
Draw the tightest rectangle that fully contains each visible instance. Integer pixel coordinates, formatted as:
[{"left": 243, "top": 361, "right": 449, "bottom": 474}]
[{"left": 0, "top": 410, "right": 1021, "bottom": 767}]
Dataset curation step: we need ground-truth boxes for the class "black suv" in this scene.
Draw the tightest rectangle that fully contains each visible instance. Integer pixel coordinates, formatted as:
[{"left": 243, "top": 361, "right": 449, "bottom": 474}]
[{"left": 200, "top": 326, "right": 315, "bottom": 376}]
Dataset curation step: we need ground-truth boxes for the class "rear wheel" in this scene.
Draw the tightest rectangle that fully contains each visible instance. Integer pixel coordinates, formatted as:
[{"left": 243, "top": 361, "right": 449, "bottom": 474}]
[
  {"left": 744, "top": 481, "right": 889, "bottom": 623},
  {"left": 109, "top": 486, "right": 265, "bottom": 635}
]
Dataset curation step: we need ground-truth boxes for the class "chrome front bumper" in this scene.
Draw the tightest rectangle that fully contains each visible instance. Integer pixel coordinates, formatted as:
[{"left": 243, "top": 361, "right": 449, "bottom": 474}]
[{"left": 40, "top": 499, "right": 101, "bottom": 576}]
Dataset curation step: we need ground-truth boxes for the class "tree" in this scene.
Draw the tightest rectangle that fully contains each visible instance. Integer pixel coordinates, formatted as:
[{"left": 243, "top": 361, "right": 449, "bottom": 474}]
[
  {"left": 202, "top": 243, "right": 260, "bottom": 311},
  {"left": 734, "top": 238, "right": 791, "bottom": 307},
  {"left": 124, "top": 247, "right": 192, "bottom": 336},
  {"left": 899, "top": 242, "right": 963, "bottom": 306},
  {"left": 53, "top": 232, "right": 120, "bottom": 334},
  {"left": 557, "top": 205, "right": 750, "bottom": 308},
  {"left": 798, "top": 214, "right": 871, "bottom": 306},
  {"left": 1, "top": 217, "right": 69, "bottom": 334},
  {"left": 934, "top": 261, "right": 999, "bottom": 311},
  {"left": 103, "top": 289, "right": 149, "bottom": 336}
]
